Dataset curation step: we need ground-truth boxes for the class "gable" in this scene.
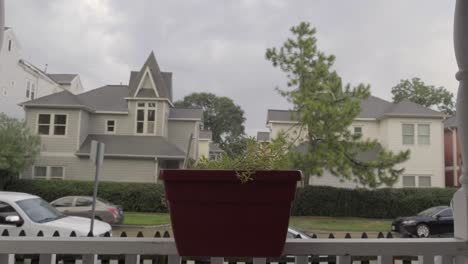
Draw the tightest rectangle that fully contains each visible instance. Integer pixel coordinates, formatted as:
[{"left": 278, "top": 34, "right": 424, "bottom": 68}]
[{"left": 134, "top": 67, "right": 159, "bottom": 98}]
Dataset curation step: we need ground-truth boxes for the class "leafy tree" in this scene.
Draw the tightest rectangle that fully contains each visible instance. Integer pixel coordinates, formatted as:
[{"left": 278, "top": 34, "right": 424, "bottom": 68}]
[
  {"left": 266, "top": 22, "right": 410, "bottom": 187},
  {"left": 0, "top": 114, "right": 40, "bottom": 189},
  {"left": 391, "top": 78, "right": 454, "bottom": 115},
  {"left": 175, "top": 92, "right": 247, "bottom": 155}
]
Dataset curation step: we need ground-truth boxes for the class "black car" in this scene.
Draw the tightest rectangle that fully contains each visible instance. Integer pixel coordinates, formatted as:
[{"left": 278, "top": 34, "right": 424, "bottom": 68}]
[{"left": 392, "top": 206, "right": 453, "bottom": 237}]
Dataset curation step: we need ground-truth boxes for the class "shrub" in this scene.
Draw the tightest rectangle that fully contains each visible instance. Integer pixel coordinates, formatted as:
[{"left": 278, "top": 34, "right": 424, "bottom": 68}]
[
  {"left": 5, "top": 179, "right": 167, "bottom": 213},
  {"left": 292, "top": 186, "right": 457, "bottom": 218}
]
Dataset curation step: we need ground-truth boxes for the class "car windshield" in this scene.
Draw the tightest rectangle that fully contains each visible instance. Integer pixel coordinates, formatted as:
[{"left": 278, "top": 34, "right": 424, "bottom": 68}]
[
  {"left": 16, "top": 198, "right": 65, "bottom": 223},
  {"left": 418, "top": 207, "right": 445, "bottom": 217}
]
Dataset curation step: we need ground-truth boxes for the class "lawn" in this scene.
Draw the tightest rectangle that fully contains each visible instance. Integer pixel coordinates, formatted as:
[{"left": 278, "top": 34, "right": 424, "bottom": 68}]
[{"left": 123, "top": 212, "right": 392, "bottom": 233}]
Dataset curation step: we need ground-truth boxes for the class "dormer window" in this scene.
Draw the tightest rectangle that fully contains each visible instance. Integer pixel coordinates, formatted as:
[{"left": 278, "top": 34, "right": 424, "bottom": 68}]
[{"left": 136, "top": 102, "right": 156, "bottom": 135}]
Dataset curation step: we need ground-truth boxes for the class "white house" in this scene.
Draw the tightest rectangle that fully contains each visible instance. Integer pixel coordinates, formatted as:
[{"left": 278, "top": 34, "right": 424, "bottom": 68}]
[
  {"left": 0, "top": 28, "right": 84, "bottom": 118},
  {"left": 260, "top": 96, "right": 446, "bottom": 188}
]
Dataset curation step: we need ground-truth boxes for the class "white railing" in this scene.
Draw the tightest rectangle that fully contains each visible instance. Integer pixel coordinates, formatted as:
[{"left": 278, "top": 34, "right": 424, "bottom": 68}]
[{"left": 0, "top": 236, "right": 464, "bottom": 264}]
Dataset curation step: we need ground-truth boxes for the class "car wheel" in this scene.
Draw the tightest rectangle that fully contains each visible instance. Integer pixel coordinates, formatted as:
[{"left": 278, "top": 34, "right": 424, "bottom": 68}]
[{"left": 416, "top": 224, "right": 430, "bottom": 238}]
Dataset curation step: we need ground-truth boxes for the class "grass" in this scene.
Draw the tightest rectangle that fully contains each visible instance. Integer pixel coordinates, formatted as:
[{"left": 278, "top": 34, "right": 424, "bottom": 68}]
[{"left": 123, "top": 212, "right": 392, "bottom": 233}]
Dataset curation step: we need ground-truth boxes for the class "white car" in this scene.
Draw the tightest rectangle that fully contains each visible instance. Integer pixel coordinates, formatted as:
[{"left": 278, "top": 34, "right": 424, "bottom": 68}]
[{"left": 0, "top": 192, "right": 111, "bottom": 237}]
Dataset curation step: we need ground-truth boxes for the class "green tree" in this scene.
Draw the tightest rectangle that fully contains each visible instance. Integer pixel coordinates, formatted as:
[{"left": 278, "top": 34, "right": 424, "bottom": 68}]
[
  {"left": 175, "top": 92, "right": 247, "bottom": 155},
  {"left": 0, "top": 114, "right": 40, "bottom": 189},
  {"left": 391, "top": 78, "right": 454, "bottom": 115},
  {"left": 266, "top": 22, "right": 410, "bottom": 187}
]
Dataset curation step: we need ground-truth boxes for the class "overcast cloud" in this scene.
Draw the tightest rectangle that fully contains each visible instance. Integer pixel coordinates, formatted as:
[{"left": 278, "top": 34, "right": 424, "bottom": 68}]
[{"left": 5, "top": 0, "right": 459, "bottom": 135}]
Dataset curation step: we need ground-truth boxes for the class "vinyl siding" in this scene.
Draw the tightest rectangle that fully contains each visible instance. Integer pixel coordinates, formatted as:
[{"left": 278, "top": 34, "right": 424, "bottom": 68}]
[
  {"left": 25, "top": 108, "right": 81, "bottom": 152},
  {"left": 269, "top": 122, "right": 308, "bottom": 145},
  {"left": 167, "top": 120, "right": 198, "bottom": 160},
  {"left": 198, "top": 140, "right": 210, "bottom": 159},
  {"left": 79, "top": 111, "right": 89, "bottom": 146},
  {"left": 23, "top": 156, "right": 158, "bottom": 183}
]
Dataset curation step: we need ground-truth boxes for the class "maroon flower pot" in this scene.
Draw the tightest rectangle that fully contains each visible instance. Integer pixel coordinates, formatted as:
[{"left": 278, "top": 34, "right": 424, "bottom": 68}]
[{"left": 160, "top": 169, "right": 302, "bottom": 257}]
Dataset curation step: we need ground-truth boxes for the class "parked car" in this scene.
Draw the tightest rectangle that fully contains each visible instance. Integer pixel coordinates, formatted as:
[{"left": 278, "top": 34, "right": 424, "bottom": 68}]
[
  {"left": 392, "top": 206, "right": 453, "bottom": 237},
  {"left": 287, "top": 227, "right": 311, "bottom": 239},
  {"left": 51, "top": 196, "right": 124, "bottom": 225},
  {"left": 0, "top": 192, "right": 111, "bottom": 237}
]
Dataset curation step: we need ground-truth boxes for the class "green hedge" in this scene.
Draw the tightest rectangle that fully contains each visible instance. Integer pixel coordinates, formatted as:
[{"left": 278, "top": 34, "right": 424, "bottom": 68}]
[
  {"left": 5, "top": 179, "right": 167, "bottom": 213},
  {"left": 5, "top": 180, "right": 457, "bottom": 218},
  {"left": 292, "top": 186, "right": 457, "bottom": 218}
]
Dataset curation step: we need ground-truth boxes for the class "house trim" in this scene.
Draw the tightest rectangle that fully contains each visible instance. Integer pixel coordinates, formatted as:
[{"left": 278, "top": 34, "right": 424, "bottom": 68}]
[
  {"left": 36, "top": 112, "right": 69, "bottom": 137},
  {"left": 134, "top": 67, "right": 160, "bottom": 98}
]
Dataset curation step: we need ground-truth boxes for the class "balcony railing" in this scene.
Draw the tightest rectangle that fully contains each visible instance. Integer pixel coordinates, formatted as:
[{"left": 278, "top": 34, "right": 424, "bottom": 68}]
[{"left": 0, "top": 235, "right": 464, "bottom": 264}]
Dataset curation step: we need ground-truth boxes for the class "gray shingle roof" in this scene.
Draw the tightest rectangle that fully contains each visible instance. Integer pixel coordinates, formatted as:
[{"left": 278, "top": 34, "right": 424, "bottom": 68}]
[
  {"left": 257, "top": 132, "right": 270, "bottom": 141},
  {"left": 209, "top": 143, "right": 223, "bottom": 153},
  {"left": 128, "top": 52, "right": 171, "bottom": 99},
  {"left": 444, "top": 114, "right": 457, "bottom": 128},
  {"left": 77, "top": 134, "right": 185, "bottom": 159},
  {"left": 169, "top": 108, "right": 203, "bottom": 120},
  {"left": 19, "top": 90, "right": 90, "bottom": 110},
  {"left": 47, "top": 74, "right": 77, "bottom": 85},
  {"left": 267, "top": 96, "right": 444, "bottom": 122},
  {"left": 199, "top": 130, "right": 212, "bottom": 140},
  {"left": 78, "top": 85, "right": 129, "bottom": 112}
]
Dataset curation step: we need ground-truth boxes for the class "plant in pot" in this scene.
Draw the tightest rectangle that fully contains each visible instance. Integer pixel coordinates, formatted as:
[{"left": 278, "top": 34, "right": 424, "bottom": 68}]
[{"left": 160, "top": 136, "right": 302, "bottom": 257}]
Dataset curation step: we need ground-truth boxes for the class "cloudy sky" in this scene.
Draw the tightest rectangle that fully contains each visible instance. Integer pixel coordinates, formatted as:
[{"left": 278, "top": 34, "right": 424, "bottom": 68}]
[{"left": 5, "top": 0, "right": 459, "bottom": 135}]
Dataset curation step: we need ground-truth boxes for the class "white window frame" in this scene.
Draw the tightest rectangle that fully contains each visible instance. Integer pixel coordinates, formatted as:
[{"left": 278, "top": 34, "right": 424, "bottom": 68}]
[
  {"left": 1, "top": 87, "right": 7, "bottom": 96},
  {"left": 32, "top": 166, "right": 65, "bottom": 180},
  {"left": 417, "top": 124, "right": 431, "bottom": 145},
  {"left": 135, "top": 102, "right": 157, "bottom": 135},
  {"left": 354, "top": 126, "right": 363, "bottom": 135},
  {"left": 105, "top": 119, "right": 117, "bottom": 134},
  {"left": 26, "top": 80, "right": 31, "bottom": 99},
  {"left": 402, "top": 175, "right": 432, "bottom": 188},
  {"left": 36, "top": 113, "right": 68, "bottom": 137},
  {"left": 31, "top": 83, "right": 36, "bottom": 100},
  {"left": 402, "top": 124, "right": 415, "bottom": 145}
]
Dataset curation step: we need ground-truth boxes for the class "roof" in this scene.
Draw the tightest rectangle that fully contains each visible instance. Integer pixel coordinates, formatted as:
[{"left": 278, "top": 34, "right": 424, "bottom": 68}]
[
  {"left": 0, "top": 192, "right": 39, "bottom": 203},
  {"left": 209, "top": 143, "right": 223, "bottom": 153},
  {"left": 169, "top": 108, "right": 203, "bottom": 120},
  {"left": 199, "top": 130, "right": 212, "bottom": 140},
  {"left": 257, "top": 131, "right": 270, "bottom": 141},
  {"left": 267, "top": 96, "right": 444, "bottom": 123},
  {"left": 78, "top": 85, "right": 130, "bottom": 112},
  {"left": 20, "top": 90, "right": 91, "bottom": 110},
  {"left": 444, "top": 114, "right": 457, "bottom": 128},
  {"left": 47, "top": 74, "right": 78, "bottom": 85},
  {"left": 18, "top": 60, "right": 59, "bottom": 85},
  {"left": 77, "top": 134, "right": 186, "bottom": 159},
  {"left": 128, "top": 52, "right": 172, "bottom": 100}
]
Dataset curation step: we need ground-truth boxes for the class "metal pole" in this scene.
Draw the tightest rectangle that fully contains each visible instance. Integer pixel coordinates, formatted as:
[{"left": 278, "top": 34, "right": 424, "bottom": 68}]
[
  {"left": 89, "top": 142, "right": 103, "bottom": 237},
  {"left": 183, "top": 133, "right": 194, "bottom": 169},
  {"left": 0, "top": 0, "right": 5, "bottom": 52}
]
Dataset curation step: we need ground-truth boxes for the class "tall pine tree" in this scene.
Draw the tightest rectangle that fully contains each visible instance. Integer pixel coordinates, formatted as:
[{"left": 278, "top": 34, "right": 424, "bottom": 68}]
[{"left": 266, "top": 22, "right": 409, "bottom": 187}]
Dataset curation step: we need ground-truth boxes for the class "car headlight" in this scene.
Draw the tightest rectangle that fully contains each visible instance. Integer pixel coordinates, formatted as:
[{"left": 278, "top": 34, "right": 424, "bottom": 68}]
[{"left": 402, "top": 220, "right": 416, "bottom": 225}]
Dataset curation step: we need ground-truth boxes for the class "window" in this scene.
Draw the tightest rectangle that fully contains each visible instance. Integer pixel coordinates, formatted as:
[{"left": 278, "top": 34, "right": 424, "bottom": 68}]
[
  {"left": 354, "top": 127, "right": 362, "bottom": 135},
  {"left": 136, "top": 102, "right": 156, "bottom": 135},
  {"left": 0, "top": 202, "right": 19, "bottom": 225},
  {"left": 31, "top": 83, "right": 36, "bottom": 100},
  {"left": 8, "top": 40, "right": 11, "bottom": 52},
  {"left": 37, "top": 114, "right": 67, "bottom": 136},
  {"left": 26, "top": 81, "right": 30, "bottom": 98},
  {"left": 439, "top": 209, "right": 453, "bottom": 218},
  {"left": 402, "top": 176, "right": 416, "bottom": 187},
  {"left": 402, "top": 124, "right": 415, "bottom": 145},
  {"left": 419, "top": 176, "right": 432, "bottom": 187},
  {"left": 1, "top": 87, "right": 7, "bottom": 96},
  {"left": 106, "top": 120, "right": 116, "bottom": 134},
  {"left": 51, "top": 197, "right": 73, "bottom": 208},
  {"left": 76, "top": 198, "right": 93, "bottom": 207},
  {"left": 33, "top": 166, "right": 47, "bottom": 179},
  {"left": 418, "top": 124, "right": 430, "bottom": 145},
  {"left": 33, "top": 166, "right": 65, "bottom": 180}
]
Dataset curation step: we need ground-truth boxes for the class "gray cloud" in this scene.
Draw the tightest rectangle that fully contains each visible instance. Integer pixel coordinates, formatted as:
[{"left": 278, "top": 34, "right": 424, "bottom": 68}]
[{"left": 5, "top": 0, "right": 459, "bottom": 135}]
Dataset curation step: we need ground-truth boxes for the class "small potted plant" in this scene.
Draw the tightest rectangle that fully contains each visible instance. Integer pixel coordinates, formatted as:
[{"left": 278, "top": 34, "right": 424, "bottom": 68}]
[{"left": 160, "top": 136, "right": 301, "bottom": 257}]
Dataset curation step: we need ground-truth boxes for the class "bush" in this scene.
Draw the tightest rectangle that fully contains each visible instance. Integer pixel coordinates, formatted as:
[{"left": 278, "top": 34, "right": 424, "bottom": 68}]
[
  {"left": 6, "top": 180, "right": 457, "bottom": 217},
  {"left": 5, "top": 179, "right": 167, "bottom": 213},
  {"left": 292, "top": 186, "right": 457, "bottom": 218}
]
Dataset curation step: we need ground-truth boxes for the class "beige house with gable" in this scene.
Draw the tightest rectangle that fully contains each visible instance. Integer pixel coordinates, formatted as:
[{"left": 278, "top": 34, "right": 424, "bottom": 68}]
[
  {"left": 260, "top": 96, "right": 446, "bottom": 188},
  {"left": 20, "top": 52, "right": 209, "bottom": 183}
]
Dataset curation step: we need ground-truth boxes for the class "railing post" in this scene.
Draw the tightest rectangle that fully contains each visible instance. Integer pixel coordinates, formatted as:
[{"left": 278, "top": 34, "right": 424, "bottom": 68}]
[
  {"left": 39, "top": 254, "right": 56, "bottom": 264},
  {"left": 83, "top": 254, "right": 98, "bottom": 264},
  {"left": 0, "top": 254, "right": 14, "bottom": 264},
  {"left": 453, "top": 0, "right": 468, "bottom": 242}
]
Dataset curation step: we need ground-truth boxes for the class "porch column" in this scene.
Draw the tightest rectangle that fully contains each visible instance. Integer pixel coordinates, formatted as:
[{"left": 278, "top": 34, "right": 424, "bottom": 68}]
[{"left": 452, "top": 0, "right": 468, "bottom": 241}]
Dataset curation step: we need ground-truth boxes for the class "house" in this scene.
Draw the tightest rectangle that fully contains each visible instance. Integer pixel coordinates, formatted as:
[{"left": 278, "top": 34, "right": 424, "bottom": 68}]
[
  {"left": 0, "top": 28, "right": 84, "bottom": 118},
  {"left": 444, "top": 113, "right": 462, "bottom": 187},
  {"left": 19, "top": 52, "right": 208, "bottom": 183},
  {"left": 261, "top": 96, "right": 446, "bottom": 188}
]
